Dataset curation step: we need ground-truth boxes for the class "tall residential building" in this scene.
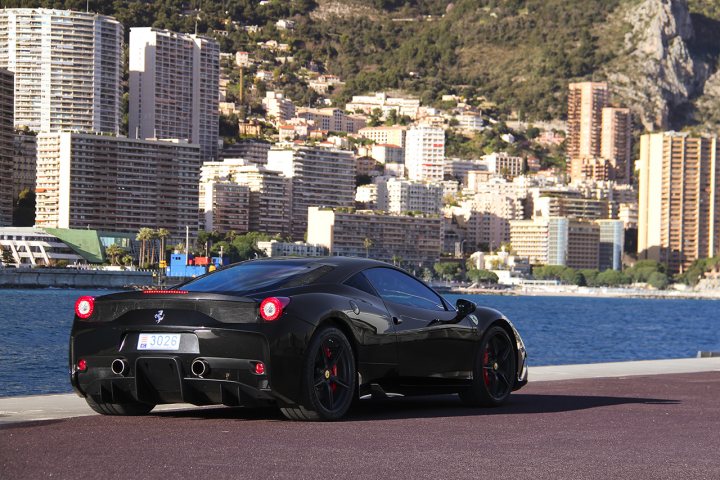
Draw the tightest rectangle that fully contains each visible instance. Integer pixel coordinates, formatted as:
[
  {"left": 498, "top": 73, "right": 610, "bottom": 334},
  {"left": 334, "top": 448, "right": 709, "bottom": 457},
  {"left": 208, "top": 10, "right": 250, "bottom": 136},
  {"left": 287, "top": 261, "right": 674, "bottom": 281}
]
[
  {"left": 35, "top": 133, "right": 201, "bottom": 237},
  {"left": 129, "top": 27, "right": 220, "bottom": 160},
  {"left": 0, "top": 68, "right": 13, "bottom": 226},
  {"left": 307, "top": 207, "right": 443, "bottom": 266},
  {"left": 637, "top": 132, "right": 720, "bottom": 274},
  {"left": 601, "top": 107, "right": 633, "bottom": 183},
  {"left": 376, "top": 179, "right": 443, "bottom": 215},
  {"left": 482, "top": 152, "right": 524, "bottom": 178},
  {"left": 200, "top": 160, "right": 291, "bottom": 237},
  {"left": 567, "top": 82, "right": 609, "bottom": 160},
  {"left": 221, "top": 140, "right": 271, "bottom": 165},
  {"left": 267, "top": 145, "right": 356, "bottom": 240},
  {"left": 12, "top": 131, "right": 37, "bottom": 199},
  {"left": 598, "top": 219, "right": 624, "bottom": 271},
  {"left": 0, "top": 9, "right": 123, "bottom": 134},
  {"left": 199, "top": 181, "right": 250, "bottom": 234},
  {"left": 405, "top": 125, "right": 445, "bottom": 182}
]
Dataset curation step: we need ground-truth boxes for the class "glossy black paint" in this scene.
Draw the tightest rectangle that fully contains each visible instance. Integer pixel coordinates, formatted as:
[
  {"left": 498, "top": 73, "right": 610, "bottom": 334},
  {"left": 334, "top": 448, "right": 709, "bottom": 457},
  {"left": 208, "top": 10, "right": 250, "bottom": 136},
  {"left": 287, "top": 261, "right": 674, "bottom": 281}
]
[{"left": 69, "top": 257, "right": 527, "bottom": 411}]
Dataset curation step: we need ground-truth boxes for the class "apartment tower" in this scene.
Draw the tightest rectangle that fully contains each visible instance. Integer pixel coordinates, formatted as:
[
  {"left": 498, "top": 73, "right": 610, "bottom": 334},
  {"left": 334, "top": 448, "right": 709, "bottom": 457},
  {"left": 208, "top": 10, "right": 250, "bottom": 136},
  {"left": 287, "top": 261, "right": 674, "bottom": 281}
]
[
  {"left": 35, "top": 133, "right": 201, "bottom": 237},
  {"left": 637, "top": 132, "right": 720, "bottom": 274},
  {"left": 405, "top": 125, "right": 445, "bottom": 182},
  {"left": 129, "top": 28, "right": 220, "bottom": 160},
  {"left": 567, "top": 82, "right": 609, "bottom": 160},
  {"left": 601, "top": 107, "right": 633, "bottom": 183},
  {"left": 0, "top": 9, "right": 122, "bottom": 134},
  {"left": 267, "top": 145, "right": 355, "bottom": 240},
  {"left": 0, "top": 68, "right": 13, "bottom": 225}
]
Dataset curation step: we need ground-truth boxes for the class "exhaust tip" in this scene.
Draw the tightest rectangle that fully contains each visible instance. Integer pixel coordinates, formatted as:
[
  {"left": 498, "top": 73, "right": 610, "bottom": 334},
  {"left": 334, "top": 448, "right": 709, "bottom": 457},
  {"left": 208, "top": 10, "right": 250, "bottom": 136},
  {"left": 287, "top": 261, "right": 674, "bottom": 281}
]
[
  {"left": 111, "top": 358, "right": 128, "bottom": 376},
  {"left": 191, "top": 359, "right": 209, "bottom": 377}
]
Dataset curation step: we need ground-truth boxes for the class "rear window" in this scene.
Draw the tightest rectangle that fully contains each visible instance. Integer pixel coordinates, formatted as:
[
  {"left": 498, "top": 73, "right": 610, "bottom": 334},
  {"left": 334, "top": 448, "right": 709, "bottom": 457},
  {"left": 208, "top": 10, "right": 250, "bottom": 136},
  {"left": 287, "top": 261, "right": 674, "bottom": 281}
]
[{"left": 181, "top": 262, "right": 331, "bottom": 294}]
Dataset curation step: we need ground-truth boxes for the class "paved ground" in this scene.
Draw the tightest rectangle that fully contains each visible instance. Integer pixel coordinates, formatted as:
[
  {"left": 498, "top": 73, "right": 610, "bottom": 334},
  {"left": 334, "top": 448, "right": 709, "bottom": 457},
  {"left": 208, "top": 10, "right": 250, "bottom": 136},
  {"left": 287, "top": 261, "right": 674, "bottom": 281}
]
[{"left": 1, "top": 368, "right": 719, "bottom": 479}]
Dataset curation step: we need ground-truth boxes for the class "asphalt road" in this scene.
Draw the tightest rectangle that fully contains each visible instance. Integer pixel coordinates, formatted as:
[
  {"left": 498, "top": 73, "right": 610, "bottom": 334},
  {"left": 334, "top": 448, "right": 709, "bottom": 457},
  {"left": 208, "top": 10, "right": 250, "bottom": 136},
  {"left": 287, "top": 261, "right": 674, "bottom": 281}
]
[{"left": 1, "top": 372, "right": 719, "bottom": 480}]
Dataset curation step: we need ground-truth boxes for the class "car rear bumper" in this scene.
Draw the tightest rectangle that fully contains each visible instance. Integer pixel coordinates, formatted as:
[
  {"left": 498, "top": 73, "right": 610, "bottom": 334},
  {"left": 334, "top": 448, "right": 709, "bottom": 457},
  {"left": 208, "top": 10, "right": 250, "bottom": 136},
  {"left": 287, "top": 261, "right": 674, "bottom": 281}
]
[{"left": 72, "top": 354, "right": 276, "bottom": 407}]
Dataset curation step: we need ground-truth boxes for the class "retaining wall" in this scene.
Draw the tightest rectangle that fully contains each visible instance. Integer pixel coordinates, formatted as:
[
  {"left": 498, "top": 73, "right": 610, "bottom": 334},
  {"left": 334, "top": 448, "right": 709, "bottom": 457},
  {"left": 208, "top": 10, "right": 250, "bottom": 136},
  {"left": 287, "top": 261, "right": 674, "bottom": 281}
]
[{"left": 0, "top": 268, "right": 153, "bottom": 289}]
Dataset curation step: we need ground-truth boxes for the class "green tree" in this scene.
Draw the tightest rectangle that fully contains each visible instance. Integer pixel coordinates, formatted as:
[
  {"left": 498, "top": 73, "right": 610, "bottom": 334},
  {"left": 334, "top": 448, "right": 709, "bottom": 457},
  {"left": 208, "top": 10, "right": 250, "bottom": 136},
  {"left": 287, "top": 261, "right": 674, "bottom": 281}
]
[
  {"left": 595, "top": 269, "right": 631, "bottom": 287},
  {"left": 467, "top": 269, "right": 499, "bottom": 284},
  {"left": 157, "top": 228, "right": 171, "bottom": 265},
  {"left": 434, "top": 261, "right": 460, "bottom": 281},
  {"left": 1, "top": 247, "right": 14, "bottom": 266},
  {"left": 104, "top": 244, "right": 125, "bottom": 266},
  {"left": 647, "top": 272, "right": 669, "bottom": 290},
  {"left": 136, "top": 228, "right": 154, "bottom": 267}
]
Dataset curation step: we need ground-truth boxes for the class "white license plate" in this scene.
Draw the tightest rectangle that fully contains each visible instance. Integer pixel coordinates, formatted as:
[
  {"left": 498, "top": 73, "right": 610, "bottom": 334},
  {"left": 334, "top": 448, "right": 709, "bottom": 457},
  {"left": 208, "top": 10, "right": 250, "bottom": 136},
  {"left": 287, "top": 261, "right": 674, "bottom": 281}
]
[{"left": 137, "top": 333, "right": 181, "bottom": 351}]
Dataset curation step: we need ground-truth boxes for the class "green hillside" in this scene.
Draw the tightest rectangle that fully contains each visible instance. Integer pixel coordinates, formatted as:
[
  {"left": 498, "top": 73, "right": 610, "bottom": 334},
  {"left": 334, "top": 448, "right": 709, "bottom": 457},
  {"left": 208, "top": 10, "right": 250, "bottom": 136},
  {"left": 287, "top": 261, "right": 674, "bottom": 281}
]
[{"left": 5, "top": 0, "right": 720, "bottom": 126}]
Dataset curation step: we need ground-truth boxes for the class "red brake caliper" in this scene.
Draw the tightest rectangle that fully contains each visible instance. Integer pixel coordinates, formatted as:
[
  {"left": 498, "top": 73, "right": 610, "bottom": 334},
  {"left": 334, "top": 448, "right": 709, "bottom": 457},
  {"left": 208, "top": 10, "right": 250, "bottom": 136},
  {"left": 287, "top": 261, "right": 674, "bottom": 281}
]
[
  {"left": 326, "top": 347, "right": 337, "bottom": 393},
  {"left": 482, "top": 348, "right": 490, "bottom": 387}
]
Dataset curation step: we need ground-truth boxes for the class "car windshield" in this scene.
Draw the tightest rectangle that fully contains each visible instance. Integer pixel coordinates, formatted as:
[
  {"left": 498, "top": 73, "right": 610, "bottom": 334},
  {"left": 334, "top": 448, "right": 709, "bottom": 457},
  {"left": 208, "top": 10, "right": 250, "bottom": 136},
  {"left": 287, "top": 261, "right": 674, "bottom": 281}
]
[{"left": 181, "top": 261, "right": 326, "bottom": 294}]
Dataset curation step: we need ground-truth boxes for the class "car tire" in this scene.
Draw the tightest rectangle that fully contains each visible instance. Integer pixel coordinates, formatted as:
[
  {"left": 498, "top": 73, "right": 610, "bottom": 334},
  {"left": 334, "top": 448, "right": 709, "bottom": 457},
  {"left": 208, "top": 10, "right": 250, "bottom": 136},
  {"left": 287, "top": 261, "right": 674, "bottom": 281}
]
[
  {"left": 85, "top": 395, "right": 155, "bottom": 416},
  {"left": 280, "top": 326, "right": 356, "bottom": 421},
  {"left": 459, "top": 325, "right": 516, "bottom": 407}
]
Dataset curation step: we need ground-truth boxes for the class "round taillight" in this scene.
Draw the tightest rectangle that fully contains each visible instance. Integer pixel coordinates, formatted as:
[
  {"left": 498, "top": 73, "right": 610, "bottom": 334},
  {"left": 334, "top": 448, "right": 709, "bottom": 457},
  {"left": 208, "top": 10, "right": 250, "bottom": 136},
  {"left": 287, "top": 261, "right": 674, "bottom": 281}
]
[
  {"left": 254, "top": 362, "right": 266, "bottom": 375},
  {"left": 259, "top": 297, "right": 289, "bottom": 321},
  {"left": 75, "top": 296, "right": 95, "bottom": 319},
  {"left": 77, "top": 359, "right": 87, "bottom": 372}
]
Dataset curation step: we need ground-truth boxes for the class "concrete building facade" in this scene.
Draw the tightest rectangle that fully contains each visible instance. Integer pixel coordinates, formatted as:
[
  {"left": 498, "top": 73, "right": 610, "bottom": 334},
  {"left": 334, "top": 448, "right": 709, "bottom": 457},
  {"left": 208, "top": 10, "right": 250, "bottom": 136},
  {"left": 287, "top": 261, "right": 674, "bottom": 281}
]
[
  {"left": 567, "top": 82, "right": 609, "bottom": 160},
  {"left": 12, "top": 131, "right": 37, "bottom": 200},
  {"left": 346, "top": 93, "right": 420, "bottom": 120},
  {"left": 358, "top": 126, "right": 407, "bottom": 149},
  {"left": 405, "top": 125, "right": 445, "bottom": 182},
  {"left": 267, "top": 145, "right": 355, "bottom": 240},
  {"left": 128, "top": 28, "right": 219, "bottom": 160},
  {"left": 296, "top": 108, "right": 366, "bottom": 133},
  {"left": 637, "top": 132, "right": 720, "bottom": 274},
  {"left": 257, "top": 240, "right": 327, "bottom": 257},
  {"left": 376, "top": 179, "right": 443, "bottom": 215},
  {"left": 601, "top": 107, "right": 633, "bottom": 183},
  {"left": 307, "top": 207, "right": 443, "bottom": 266},
  {"left": 200, "top": 160, "right": 291, "bottom": 237},
  {"left": 0, "top": 8, "right": 123, "bottom": 134},
  {"left": 35, "top": 133, "right": 201, "bottom": 237},
  {"left": 0, "top": 68, "right": 13, "bottom": 226}
]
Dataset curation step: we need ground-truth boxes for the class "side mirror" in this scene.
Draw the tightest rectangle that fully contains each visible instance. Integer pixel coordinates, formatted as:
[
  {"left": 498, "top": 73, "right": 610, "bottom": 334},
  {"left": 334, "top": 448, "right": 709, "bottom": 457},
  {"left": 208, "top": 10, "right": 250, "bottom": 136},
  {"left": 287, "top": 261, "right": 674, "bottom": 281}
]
[{"left": 455, "top": 299, "right": 477, "bottom": 318}]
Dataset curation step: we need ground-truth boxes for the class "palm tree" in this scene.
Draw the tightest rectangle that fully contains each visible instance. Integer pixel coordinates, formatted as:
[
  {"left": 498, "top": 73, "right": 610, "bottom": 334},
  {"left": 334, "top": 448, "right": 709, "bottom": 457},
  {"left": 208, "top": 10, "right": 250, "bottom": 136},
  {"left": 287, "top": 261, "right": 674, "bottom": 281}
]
[
  {"left": 148, "top": 229, "right": 160, "bottom": 266},
  {"left": 105, "top": 244, "right": 125, "bottom": 266},
  {"left": 136, "top": 228, "right": 153, "bottom": 267},
  {"left": 363, "top": 237, "right": 373, "bottom": 258},
  {"left": 392, "top": 254, "right": 402, "bottom": 267},
  {"left": 157, "top": 228, "right": 170, "bottom": 266}
]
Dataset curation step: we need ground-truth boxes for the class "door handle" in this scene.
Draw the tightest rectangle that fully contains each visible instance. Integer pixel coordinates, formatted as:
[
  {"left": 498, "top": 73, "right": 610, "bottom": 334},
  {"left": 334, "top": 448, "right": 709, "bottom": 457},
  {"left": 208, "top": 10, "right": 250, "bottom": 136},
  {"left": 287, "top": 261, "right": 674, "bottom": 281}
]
[{"left": 392, "top": 316, "right": 402, "bottom": 325}]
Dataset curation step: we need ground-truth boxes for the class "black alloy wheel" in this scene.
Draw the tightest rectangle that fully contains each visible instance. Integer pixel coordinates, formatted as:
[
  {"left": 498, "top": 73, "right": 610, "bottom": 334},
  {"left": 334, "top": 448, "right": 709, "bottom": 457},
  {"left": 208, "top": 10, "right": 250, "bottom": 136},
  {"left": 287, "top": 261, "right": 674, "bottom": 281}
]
[
  {"left": 459, "top": 325, "right": 516, "bottom": 407},
  {"left": 281, "top": 326, "right": 356, "bottom": 421}
]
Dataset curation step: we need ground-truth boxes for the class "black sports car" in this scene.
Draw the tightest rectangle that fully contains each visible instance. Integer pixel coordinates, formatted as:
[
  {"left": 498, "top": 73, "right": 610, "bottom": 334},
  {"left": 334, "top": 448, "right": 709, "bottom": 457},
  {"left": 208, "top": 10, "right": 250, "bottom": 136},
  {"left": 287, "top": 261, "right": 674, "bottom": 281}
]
[{"left": 70, "top": 257, "right": 527, "bottom": 421}]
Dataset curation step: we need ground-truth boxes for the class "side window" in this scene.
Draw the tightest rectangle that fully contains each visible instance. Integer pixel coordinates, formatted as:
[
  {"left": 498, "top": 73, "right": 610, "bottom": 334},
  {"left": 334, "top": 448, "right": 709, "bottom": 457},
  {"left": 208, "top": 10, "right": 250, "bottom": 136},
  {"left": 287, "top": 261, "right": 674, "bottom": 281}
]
[
  {"left": 363, "top": 268, "right": 446, "bottom": 312},
  {"left": 344, "top": 272, "right": 378, "bottom": 297}
]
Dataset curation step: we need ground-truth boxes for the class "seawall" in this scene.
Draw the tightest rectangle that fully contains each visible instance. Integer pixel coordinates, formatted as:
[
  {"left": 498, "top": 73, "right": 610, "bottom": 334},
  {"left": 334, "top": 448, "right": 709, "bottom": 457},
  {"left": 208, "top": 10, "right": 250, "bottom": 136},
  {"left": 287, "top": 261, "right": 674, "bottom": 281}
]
[{"left": 0, "top": 268, "right": 153, "bottom": 289}]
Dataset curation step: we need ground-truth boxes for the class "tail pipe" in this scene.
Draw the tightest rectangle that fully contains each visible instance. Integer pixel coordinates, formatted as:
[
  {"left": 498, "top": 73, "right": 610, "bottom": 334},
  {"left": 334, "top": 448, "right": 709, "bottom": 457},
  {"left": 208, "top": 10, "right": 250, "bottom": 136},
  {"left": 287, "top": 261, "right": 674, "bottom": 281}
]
[
  {"left": 111, "top": 358, "right": 129, "bottom": 376},
  {"left": 191, "top": 359, "right": 210, "bottom": 378}
]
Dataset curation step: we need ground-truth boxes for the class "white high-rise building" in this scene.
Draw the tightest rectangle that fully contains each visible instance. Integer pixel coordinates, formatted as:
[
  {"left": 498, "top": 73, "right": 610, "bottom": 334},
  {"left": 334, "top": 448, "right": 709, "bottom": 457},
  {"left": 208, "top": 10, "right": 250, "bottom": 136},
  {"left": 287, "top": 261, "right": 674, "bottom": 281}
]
[
  {"left": 267, "top": 145, "right": 356, "bottom": 240},
  {"left": 129, "top": 28, "right": 220, "bottom": 161},
  {"left": 405, "top": 125, "right": 445, "bottom": 182},
  {"left": 0, "top": 8, "right": 123, "bottom": 133}
]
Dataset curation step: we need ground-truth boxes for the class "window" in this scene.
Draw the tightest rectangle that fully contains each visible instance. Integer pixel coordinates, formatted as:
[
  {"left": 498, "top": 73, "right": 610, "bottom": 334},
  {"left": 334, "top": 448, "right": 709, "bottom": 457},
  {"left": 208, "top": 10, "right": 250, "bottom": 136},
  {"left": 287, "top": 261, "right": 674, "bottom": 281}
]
[
  {"left": 344, "top": 272, "right": 378, "bottom": 297},
  {"left": 182, "top": 261, "right": 327, "bottom": 295},
  {"left": 363, "top": 268, "right": 446, "bottom": 312}
]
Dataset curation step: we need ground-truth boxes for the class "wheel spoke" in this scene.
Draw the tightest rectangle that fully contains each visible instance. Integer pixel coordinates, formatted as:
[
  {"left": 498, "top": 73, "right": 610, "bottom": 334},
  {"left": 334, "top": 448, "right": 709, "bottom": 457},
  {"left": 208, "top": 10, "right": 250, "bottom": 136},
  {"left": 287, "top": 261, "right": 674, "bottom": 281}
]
[
  {"left": 331, "top": 377, "right": 350, "bottom": 390},
  {"left": 499, "top": 344, "right": 511, "bottom": 363},
  {"left": 325, "top": 382, "right": 334, "bottom": 409}
]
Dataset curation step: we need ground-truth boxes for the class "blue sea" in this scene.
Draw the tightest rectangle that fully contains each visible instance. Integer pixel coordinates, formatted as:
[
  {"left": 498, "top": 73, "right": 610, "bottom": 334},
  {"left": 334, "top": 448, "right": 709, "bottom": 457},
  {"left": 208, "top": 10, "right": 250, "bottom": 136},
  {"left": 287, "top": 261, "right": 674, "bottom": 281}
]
[{"left": 0, "top": 289, "right": 718, "bottom": 397}]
